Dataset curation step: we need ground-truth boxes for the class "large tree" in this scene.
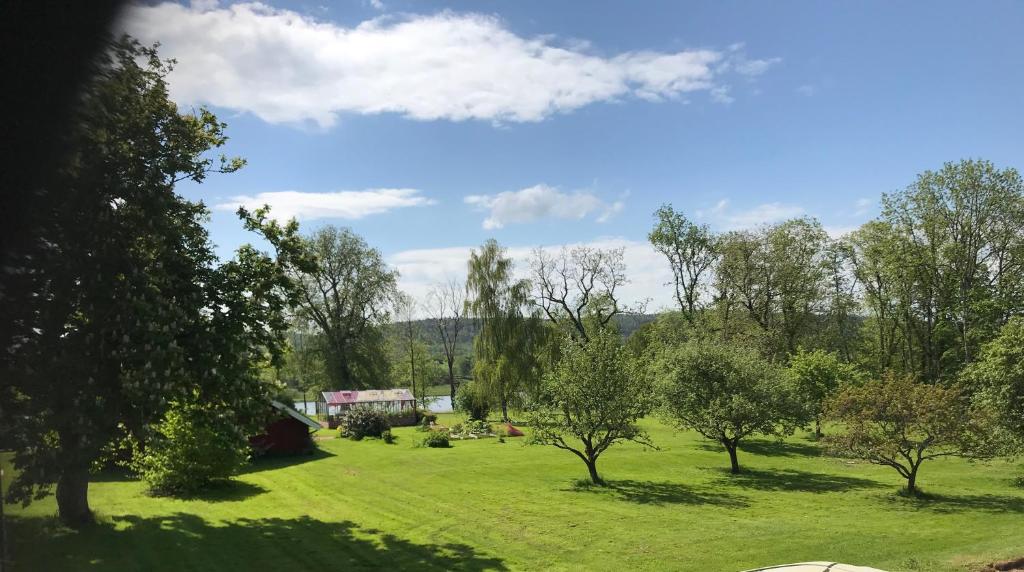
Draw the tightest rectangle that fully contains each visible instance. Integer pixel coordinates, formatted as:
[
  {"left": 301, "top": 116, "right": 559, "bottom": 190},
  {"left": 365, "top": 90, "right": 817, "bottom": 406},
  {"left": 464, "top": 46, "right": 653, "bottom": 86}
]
[
  {"left": 0, "top": 37, "right": 306, "bottom": 525},
  {"left": 962, "top": 317, "right": 1024, "bottom": 452},
  {"left": 466, "top": 239, "right": 541, "bottom": 421},
  {"left": 291, "top": 226, "right": 398, "bottom": 389},
  {"left": 788, "top": 348, "right": 860, "bottom": 438},
  {"left": 529, "top": 330, "right": 657, "bottom": 484},
  {"left": 648, "top": 204, "right": 717, "bottom": 322},
  {"left": 657, "top": 341, "right": 803, "bottom": 473}
]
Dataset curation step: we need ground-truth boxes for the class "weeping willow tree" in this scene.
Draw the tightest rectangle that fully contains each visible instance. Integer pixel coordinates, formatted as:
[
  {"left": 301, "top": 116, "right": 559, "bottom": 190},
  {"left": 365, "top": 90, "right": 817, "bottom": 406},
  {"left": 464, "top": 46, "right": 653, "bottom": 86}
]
[{"left": 465, "top": 239, "right": 543, "bottom": 422}]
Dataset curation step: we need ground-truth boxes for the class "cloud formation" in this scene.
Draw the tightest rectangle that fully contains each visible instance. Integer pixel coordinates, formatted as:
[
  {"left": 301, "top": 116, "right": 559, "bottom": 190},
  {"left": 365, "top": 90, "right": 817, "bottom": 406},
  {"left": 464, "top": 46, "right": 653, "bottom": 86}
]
[
  {"left": 122, "top": 2, "right": 778, "bottom": 127},
  {"left": 464, "top": 184, "right": 623, "bottom": 229},
  {"left": 213, "top": 189, "right": 434, "bottom": 222}
]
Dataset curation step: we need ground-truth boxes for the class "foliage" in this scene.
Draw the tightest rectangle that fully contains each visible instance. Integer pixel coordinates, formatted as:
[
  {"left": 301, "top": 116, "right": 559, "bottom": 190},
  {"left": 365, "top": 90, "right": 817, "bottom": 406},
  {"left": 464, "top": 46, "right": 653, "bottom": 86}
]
[
  {"left": 290, "top": 225, "right": 398, "bottom": 389},
  {"left": 657, "top": 341, "right": 804, "bottom": 473},
  {"left": 131, "top": 403, "right": 251, "bottom": 497},
  {"left": 382, "top": 429, "right": 395, "bottom": 444},
  {"left": 454, "top": 380, "right": 492, "bottom": 421},
  {"left": 961, "top": 316, "right": 1024, "bottom": 451},
  {"left": 467, "top": 239, "right": 544, "bottom": 421},
  {"left": 529, "top": 330, "right": 657, "bottom": 484},
  {"left": 0, "top": 36, "right": 306, "bottom": 526},
  {"left": 788, "top": 348, "right": 862, "bottom": 437},
  {"left": 420, "top": 432, "right": 451, "bottom": 448},
  {"left": 339, "top": 407, "right": 391, "bottom": 441},
  {"left": 823, "top": 374, "right": 996, "bottom": 493},
  {"left": 648, "top": 204, "right": 717, "bottom": 322}
]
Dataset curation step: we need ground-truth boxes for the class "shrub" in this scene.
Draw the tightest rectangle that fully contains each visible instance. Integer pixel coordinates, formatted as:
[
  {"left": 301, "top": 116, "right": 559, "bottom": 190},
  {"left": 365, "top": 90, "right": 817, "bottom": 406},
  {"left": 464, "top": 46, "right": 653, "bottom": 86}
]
[
  {"left": 455, "top": 381, "right": 491, "bottom": 421},
  {"left": 339, "top": 406, "right": 391, "bottom": 440},
  {"left": 420, "top": 432, "right": 451, "bottom": 448},
  {"left": 382, "top": 429, "right": 395, "bottom": 444},
  {"left": 131, "top": 402, "right": 249, "bottom": 496}
]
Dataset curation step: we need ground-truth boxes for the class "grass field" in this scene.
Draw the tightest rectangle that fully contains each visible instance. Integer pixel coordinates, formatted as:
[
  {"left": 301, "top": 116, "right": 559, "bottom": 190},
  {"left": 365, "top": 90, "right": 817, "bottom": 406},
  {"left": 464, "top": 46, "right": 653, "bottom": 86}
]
[{"left": 3, "top": 415, "right": 1022, "bottom": 571}]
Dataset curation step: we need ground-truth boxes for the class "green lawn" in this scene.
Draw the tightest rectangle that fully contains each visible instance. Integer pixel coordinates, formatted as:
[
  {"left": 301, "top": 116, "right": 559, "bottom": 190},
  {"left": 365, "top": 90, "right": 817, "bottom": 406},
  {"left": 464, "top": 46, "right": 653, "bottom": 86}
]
[{"left": 4, "top": 417, "right": 1022, "bottom": 571}]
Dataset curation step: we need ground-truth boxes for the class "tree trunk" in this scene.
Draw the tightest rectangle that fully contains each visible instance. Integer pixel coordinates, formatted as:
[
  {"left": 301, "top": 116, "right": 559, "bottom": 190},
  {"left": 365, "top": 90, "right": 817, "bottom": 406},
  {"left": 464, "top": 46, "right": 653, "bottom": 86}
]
[
  {"left": 585, "top": 458, "right": 604, "bottom": 485},
  {"left": 814, "top": 416, "right": 822, "bottom": 439},
  {"left": 725, "top": 441, "right": 741, "bottom": 474},
  {"left": 56, "top": 466, "right": 92, "bottom": 527},
  {"left": 906, "top": 466, "right": 918, "bottom": 495},
  {"left": 448, "top": 366, "right": 457, "bottom": 404},
  {"left": 500, "top": 398, "right": 509, "bottom": 423}
]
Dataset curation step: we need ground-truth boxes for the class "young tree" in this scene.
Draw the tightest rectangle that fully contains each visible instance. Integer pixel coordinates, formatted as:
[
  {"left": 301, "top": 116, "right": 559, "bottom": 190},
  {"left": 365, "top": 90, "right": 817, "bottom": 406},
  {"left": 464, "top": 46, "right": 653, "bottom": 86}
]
[
  {"left": 648, "top": 204, "right": 717, "bottom": 322},
  {"left": 824, "top": 375, "right": 994, "bottom": 494},
  {"left": 0, "top": 38, "right": 306, "bottom": 525},
  {"left": 657, "top": 341, "right": 803, "bottom": 473},
  {"left": 291, "top": 226, "right": 398, "bottom": 389},
  {"left": 529, "top": 331, "right": 657, "bottom": 484},
  {"left": 788, "top": 348, "right": 861, "bottom": 438},
  {"left": 466, "top": 239, "right": 541, "bottom": 421},
  {"left": 392, "top": 293, "right": 423, "bottom": 412},
  {"left": 426, "top": 280, "right": 466, "bottom": 402}
]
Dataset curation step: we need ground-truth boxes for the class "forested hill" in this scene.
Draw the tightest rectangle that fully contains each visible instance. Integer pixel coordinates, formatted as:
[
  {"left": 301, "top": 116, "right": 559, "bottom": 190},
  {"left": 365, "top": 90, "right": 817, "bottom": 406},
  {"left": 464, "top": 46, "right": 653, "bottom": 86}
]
[{"left": 402, "top": 313, "right": 657, "bottom": 359}]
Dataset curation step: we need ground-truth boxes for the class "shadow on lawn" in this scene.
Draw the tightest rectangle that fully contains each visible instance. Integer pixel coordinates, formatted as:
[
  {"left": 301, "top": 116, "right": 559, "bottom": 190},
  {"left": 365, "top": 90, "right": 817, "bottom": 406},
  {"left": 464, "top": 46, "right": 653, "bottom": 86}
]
[
  {"left": 698, "top": 439, "right": 821, "bottom": 458},
  {"left": 709, "top": 467, "right": 884, "bottom": 494},
  {"left": 882, "top": 491, "right": 1024, "bottom": 514},
  {"left": 10, "top": 512, "right": 508, "bottom": 571},
  {"left": 242, "top": 447, "right": 337, "bottom": 474},
  {"left": 567, "top": 479, "right": 749, "bottom": 508}
]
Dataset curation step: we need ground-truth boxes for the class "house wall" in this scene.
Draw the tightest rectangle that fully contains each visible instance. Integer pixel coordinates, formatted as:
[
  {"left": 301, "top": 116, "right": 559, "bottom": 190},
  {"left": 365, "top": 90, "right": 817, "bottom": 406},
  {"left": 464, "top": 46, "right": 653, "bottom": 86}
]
[{"left": 250, "top": 417, "right": 314, "bottom": 455}]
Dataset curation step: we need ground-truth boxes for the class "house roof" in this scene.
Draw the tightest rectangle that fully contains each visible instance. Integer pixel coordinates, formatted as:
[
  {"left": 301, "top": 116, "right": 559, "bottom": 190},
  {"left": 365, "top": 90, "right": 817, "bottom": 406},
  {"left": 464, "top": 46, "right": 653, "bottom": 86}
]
[
  {"left": 321, "top": 388, "right": 414, "bottom": 405},
  {"left": 270, "top": 400, "right": 322, "bottom": 430}
]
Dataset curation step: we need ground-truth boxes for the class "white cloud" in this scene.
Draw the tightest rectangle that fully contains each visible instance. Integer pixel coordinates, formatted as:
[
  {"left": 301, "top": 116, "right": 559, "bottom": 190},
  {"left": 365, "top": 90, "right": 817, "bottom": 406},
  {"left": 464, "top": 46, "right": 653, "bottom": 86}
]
[
  {"left": 464, "top": 184, "right": 623, "bottom": 229},
  {"left": 121, "top": 3, "right": 776, "bottom": 127},
  {"left": 697, "top": 199, "right": 806, "bottom": 230},
  {"left": 213, "top": 189, "right": 434, "bottom": 222},
  {"left": 388, "top": 237, "right": 674, "bottom": 314}
]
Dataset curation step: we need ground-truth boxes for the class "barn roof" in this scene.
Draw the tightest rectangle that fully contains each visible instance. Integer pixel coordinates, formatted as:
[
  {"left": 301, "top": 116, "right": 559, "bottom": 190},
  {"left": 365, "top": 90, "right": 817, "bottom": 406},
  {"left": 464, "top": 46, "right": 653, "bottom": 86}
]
[
  {"left": 321, "top": 388, "right": 414, "bottom": 405},
  {"left": 270, "top": 400, "right": 322, "bottom": 430}
]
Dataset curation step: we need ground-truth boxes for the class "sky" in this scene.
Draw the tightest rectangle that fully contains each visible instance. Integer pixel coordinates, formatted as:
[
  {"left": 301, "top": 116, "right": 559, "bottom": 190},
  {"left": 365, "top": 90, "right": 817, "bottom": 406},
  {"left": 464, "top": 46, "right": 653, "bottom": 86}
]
[{"left": 118, "top": 0, "right": 1024, "bottom": 311}]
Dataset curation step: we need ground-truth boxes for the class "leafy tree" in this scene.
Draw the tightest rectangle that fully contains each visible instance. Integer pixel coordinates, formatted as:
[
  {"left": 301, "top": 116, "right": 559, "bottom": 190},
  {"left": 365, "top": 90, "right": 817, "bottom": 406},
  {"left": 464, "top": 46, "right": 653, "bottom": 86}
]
[
  {"left": 426, "top": 280, "right": 466, "bottom": 402},
  {"left": 466, "top": 239, "right": 542, "bottom": 421},
  {"left": 962, "top": 317, "right": 1024, "bottom": 451},
  {"left": 824, "top": 375, "right": 995, "bottom": 494},
  {"left": 648, "top": 204, "right": 717, "bottom": 322},
  {"left": 454, "top": 380, "right": 491, "bottom": 420},
  {"left": 788, "top": 348, "right": 861, "bottom": 438},
  {"left": 657, "top": 341, "right": 803, "bottom": 473},
  {"left": 291, "top": 226, "right": 398, "bottom": 389},
  {"left": 0, "top": 37, "right": 306, "bottom": 525},
  {"left": 529, "top": 331, "right": 657, "bottom": 484},
  {"left": 131, "top": 402, "right": 251, "bottom": 496}
]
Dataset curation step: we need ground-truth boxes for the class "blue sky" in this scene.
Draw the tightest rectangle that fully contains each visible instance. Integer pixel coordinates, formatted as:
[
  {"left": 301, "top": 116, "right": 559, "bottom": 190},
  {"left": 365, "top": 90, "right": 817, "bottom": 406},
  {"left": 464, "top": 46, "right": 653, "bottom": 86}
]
[{"left": 121, "top": 0, "right": 1024, "bottom": 309}]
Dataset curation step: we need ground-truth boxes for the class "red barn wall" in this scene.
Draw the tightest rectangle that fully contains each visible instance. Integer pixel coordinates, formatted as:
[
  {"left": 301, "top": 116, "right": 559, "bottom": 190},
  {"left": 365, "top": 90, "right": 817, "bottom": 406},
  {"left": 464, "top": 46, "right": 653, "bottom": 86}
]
[{"left": 250, "top": 417, "right": 313, "bottom": 455}]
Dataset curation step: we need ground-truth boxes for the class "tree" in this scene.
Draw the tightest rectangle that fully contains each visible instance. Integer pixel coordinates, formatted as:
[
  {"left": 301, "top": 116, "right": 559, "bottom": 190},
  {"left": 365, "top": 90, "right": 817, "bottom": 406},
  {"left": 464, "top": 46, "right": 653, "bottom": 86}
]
[
  {"left": 529, "top": 331, "right": 657, "bottom": 484},
  {"left": 426, "top": 280, "right": 466, "bottom": 402},
  {"left": 788, "top": 348, "right": 860, "bottom": 438},
  {"left": 824, "top": 375, "right": 994, "bottom": 494},
  {"left": 466, "top": 239, "right": 542, "bottom": 421},
  {"left": 962, "top": 317, "right": 1024, "bottom": 451},
  {"left": 648, "top": 204, "right": 717, "bottom": 322},
  {"left": 0, "top": 37, "right": 306, "bottom": 525},
  {"left": 291, "top": 226, "right": 398, "bottom": 389},
  {"left": 392, "top": 293, "right": 423, "bottom": 413},
  {"left": 657, "top": 341, "right": 802, "bottom": 473},
  {"left": 529, "top": 245, "right": 629, "bottom": 341}
]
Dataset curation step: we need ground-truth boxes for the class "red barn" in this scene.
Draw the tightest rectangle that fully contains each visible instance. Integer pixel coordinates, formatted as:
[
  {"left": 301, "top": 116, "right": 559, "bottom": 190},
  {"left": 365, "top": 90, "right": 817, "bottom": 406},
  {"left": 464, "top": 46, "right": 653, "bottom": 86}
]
[{"left": 250, "top": 400, "right": 322, "bottom": 455}]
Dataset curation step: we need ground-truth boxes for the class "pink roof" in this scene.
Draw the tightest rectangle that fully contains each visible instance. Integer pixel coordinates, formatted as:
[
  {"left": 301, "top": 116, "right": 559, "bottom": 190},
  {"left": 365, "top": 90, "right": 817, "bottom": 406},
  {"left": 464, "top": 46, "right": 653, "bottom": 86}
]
[{"left": 321, "top": 389, "right": 414, "bottom": 405}]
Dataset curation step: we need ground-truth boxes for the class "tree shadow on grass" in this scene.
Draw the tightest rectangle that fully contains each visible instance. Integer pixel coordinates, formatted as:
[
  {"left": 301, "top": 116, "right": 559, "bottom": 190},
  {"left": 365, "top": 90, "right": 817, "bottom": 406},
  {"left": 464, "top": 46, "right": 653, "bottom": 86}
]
[
  {"left": 882, "top": 490, "right": 1024, "bottom": 514},
  {"left": 242, "top": 447, "right": 337, "bottom": 474},
  {"left": 708, "top": 467, "right": 884, "bottom": 494},
  {"left": 566, "top": 479, "right": 749, "bottom": 508},
  {"left": 9, "top": 512, "right": 508, "bottom": 571},
  {"left": 697, "top": 439, "right": 821, "bottom": 458}
]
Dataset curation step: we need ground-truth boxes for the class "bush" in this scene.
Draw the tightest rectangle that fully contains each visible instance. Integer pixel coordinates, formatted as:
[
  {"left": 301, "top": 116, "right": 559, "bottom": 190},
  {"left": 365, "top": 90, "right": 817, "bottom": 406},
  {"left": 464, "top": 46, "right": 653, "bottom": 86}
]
[
  {"left": 339, "top": 406, "right": 391, "bottom": 440},
  {"left": 382, "top": 429, "right": 395, "bottom": 444},
  {"left": 454, "top": 381, "right": 491, "bottom": 421},
  {"left": 420, "top": 432, "right": 451, "bottom": 448},
  {"left": 131, "top": 402, "right": 249, "bottom": 496}
]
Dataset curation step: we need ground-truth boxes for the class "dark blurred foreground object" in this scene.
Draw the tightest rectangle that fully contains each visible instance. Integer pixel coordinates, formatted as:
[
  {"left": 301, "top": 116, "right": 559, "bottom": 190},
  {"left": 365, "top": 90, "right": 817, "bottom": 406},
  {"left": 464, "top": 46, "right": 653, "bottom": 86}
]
[{"left": 0, "top": 1, "right": 126, "bottom": 260}]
